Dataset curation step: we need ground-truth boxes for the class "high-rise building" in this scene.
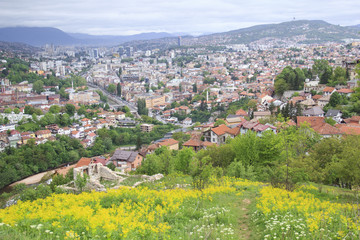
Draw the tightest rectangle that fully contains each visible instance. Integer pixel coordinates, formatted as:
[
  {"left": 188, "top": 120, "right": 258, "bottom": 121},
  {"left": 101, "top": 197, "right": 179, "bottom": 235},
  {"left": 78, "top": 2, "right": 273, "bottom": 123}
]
[
  {"left": 93, "top": 49, "right": 99, "bottom": 58},
  {"left": 178, "top": 36, "right": 182, "bottom": 46},
  {"left": 125, "top": 47, "right": 133, "bottom": 57}
]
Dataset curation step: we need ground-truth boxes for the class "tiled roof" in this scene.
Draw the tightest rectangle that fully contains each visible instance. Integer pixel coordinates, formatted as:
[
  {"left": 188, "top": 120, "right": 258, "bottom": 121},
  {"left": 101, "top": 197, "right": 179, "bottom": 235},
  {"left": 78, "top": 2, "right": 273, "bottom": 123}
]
[
  {"left": 159, "top": 138, "right": 179, "bottom": 147},
  {"left": 211, "top": 124, "right": 231, "bottom": 136}
]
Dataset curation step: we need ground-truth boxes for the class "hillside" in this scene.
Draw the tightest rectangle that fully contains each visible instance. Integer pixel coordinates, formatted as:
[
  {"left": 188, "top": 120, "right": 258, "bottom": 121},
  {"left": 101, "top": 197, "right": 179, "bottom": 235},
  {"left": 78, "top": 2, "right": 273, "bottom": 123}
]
[
  {"left": 126, "top": 20, "right": 360, "bottom": 50},
  {"left": 0, "top": 27, "right": 175, "bottom": 47},
  {"left": 0, "top": 27, "right": 79, "bottom": 46},
  {"left": 0, "top": 175, "right": 359, "bottom": 239},
  {"left": 205, "top": 20, "right": 360, "bottom": 44}
]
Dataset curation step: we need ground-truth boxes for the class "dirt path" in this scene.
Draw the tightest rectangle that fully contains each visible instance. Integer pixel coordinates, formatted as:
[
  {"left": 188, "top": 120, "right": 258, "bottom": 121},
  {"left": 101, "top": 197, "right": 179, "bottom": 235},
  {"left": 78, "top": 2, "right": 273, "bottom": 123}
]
[
  {"left": 235, "top": 190, "right": 259, "bottom": 240},
  {"left": 9, "top": 170, "right": 55, "bottom": 186}
]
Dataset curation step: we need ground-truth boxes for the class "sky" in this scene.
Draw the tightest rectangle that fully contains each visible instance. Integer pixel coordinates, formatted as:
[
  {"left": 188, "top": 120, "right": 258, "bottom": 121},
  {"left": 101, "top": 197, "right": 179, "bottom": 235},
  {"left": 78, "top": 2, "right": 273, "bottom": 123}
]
[{"left": 0, "top": 0, "right": 359, "bottom": 36}]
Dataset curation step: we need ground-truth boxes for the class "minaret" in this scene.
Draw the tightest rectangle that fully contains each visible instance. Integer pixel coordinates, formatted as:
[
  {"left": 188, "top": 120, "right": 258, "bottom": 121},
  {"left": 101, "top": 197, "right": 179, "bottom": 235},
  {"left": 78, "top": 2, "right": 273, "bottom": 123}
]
[
  {"left": 206, "top": 90, "right": 209, "bottom": 102},
  {"left": 72, "top": 79, "right": 74, "bottom": 91}
]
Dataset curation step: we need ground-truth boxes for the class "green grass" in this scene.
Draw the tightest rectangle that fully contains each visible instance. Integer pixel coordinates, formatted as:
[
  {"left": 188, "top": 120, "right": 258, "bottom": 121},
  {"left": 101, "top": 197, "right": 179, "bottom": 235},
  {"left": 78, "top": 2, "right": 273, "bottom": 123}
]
[{"left": 119, "top": 176, "right": 143, "bottom": 187}]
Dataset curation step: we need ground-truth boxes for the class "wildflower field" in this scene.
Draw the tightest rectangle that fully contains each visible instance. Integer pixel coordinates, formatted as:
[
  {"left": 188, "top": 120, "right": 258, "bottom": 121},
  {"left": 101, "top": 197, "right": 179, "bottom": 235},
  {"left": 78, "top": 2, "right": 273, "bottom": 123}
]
[
  {"left": 0, "top": 177, "right": 261, "bottom": 239},
  {"left": 0, "top": 177, "right": 359, "bottom": 240}
]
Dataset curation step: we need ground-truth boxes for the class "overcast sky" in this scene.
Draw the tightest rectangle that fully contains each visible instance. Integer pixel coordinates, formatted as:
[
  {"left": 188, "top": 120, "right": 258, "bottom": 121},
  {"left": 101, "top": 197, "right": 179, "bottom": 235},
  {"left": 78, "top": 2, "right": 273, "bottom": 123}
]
[{"left": 0, "top": 0, "right": 359, "bottom": 36}]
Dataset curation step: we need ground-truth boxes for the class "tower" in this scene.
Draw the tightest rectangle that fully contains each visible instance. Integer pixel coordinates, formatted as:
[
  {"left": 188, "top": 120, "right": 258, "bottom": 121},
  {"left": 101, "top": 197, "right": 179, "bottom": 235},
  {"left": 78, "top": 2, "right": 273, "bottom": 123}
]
[{"left": 178, "top": 36, "right": 182, "bottom": 47}]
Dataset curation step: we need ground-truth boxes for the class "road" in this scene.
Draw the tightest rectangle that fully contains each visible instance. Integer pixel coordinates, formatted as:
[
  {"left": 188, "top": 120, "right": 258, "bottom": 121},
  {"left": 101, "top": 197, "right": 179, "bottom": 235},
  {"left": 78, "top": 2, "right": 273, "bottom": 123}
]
[{"left": 87, "top": 82, "right": 137, "bottom": 112}]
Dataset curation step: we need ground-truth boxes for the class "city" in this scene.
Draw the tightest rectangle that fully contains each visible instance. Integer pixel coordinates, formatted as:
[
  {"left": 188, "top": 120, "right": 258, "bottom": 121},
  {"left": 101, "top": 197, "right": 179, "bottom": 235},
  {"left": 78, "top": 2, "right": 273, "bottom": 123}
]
[{"left": 0, "top": 1, "right": 360, "bottom": 239}]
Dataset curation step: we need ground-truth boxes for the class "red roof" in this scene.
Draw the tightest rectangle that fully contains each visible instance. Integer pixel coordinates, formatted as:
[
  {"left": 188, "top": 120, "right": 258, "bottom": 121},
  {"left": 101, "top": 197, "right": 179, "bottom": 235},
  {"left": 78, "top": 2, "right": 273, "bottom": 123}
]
[
  {"left": 159, "top": 138, "right": 179, "bottom": 147},
  {"left": 212, "top": 124, "right": 231, "bottom": 136},
  {"left": 235, "top": 109, "right": 248, "bottom": 116},
  {"left": 75, "top": 157, "right": 92, "bottom": 168},
  {"left": 323, "top": 87, "right": 335, "bottom": 93}
]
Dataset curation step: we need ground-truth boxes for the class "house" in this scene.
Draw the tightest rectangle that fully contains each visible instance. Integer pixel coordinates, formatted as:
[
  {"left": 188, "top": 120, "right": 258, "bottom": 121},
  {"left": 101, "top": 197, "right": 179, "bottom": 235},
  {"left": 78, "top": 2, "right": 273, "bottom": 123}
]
[
  {"left": 323, "top": 87, "right": 336, "bottom": 96},
  {"left": 252, "top": 124, "right": 277, "bottom": 137},
  {"left": 253, "top": 111, "right": 271, "bottom": 120},
  {"left": 303, "top": 107, "right": 324, "bottom": 117},
  {"left": 337, "top": 88, "right": 354, "bottom": 97},
  {"left": 183, "top": 117, "right": 192, "bottom": 125},
  {"left": 158, "top": 138, "right": 179, "bottom": 150},
  {"left": 226, "top": 115, "right": 246, "bottom": 125},
  {"left": 235, "top": 109, "right": 248, "bottom": 117},
  {"left": 35, "top": 130, "right": 52, "bottom": 139},
  {"left": 178, "top": 106, "right": 191, "bottom": 114},
  {"left": 140, "top": 124, "right": 154, "bottom": 132},
  {"left": 71, "top": 130, "right": 81, "bottom": 139},
  {"left": 182, "top": 138, "right": 214, "bottom": 152},
  {"left": 80, "top": 118, "right": 92, "bottom": 126},
  {"left": 317, "top": 95, "right": 330, "bottom": 108},
  {"left": 203, "top": 124, "right": 232, "bottom": 145},
  {"left": 297, "top": 116, "right": 342, "bottom": 138},
  {"left": 86, "top": 132, "right": 97, "bottom": 143},
  {"left": 8, "top": 130, "right": 21, "bottom": 148},
  {"left": 325, "top": 110, "right": 342, "bottom": 123},
  {"left": 107, "top": 149, "right": 143, "bottom": 172}
]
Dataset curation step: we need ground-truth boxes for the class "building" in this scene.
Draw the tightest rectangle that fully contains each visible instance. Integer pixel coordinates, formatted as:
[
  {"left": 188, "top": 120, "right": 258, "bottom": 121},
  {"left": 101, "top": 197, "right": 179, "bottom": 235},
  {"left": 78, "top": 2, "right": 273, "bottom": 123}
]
[
  {"left": 140, "top": 124, "right": 154, "bottom": 132},
  {"left": 69, "top": 90, "right": 100, "bottom": 104},
  {"left": 145, "top": 95, "right": 166, "bottom": 108},
  {"left": 107, "top": 149, "right": 143, "bottom": 172}
]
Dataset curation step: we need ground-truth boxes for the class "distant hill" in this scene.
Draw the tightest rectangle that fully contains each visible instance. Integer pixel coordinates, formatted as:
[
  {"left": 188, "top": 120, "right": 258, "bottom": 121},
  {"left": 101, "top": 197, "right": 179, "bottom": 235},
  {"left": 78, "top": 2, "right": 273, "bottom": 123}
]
[
  {"left": 0, "top": 41, "right": 39, "bottom": 54},
  {"left": 0, "top": 27, "right": 79, "bottom": 46},
  {"left": 197, "top": 20, "right": 360, "bottom": 45},
  {"left": 124, "top": 20, "right": 360, "bottom": 50},
  {"left": 67, "top": 32, "right": 174, "bottom": 45},
  {"left": 0, "top": 27, "right": 175, "bottom": 47}
]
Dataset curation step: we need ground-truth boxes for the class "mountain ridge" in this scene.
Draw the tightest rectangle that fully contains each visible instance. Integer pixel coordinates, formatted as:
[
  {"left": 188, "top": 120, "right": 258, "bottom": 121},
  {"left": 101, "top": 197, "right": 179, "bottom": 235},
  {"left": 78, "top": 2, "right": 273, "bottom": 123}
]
[{"left": 0, "top": 20, "right": 359, "bottom": 47}]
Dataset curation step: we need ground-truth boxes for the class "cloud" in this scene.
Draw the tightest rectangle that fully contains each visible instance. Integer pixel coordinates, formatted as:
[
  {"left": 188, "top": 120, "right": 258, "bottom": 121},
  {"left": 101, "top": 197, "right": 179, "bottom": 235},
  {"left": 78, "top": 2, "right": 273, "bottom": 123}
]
[{"left": 0, "top": 0, "right": 359, "bottom": 35}]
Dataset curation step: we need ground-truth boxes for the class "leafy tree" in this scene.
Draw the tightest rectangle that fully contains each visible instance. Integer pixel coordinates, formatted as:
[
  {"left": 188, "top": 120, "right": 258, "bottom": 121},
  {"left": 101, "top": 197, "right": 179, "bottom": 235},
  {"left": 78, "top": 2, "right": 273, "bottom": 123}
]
[
  {"left": 13, "top": 108, "right": 20, "bottom": 114},
  {"left": 214, "top": 119, "right": 226, "bottom": 127},
  {"left": 275, "top": 78, "right": 288, "bottom": 96},
  {"left": 312, "top": 60, "right": 333, "bottom": 84},
  {"left": 4, "top": 108, "right": 12, "bottom": 114},
  {"left": 33, "top": 80, "right": 44, "bottom": 94},
  {"left": 329, "top": 91, "right": 341, "bottom": 107},
  {"left": 65, "top": 104, "right": 76, "bottom": 116},
  {"left": 107, "top": 84, "right": 116, "bottom": 94},
  {"left": 75, "top": 173, "right": 89, "bottom": 192},
  {"left": 49, "top": 105, "right": 61, "bottom": 114}
]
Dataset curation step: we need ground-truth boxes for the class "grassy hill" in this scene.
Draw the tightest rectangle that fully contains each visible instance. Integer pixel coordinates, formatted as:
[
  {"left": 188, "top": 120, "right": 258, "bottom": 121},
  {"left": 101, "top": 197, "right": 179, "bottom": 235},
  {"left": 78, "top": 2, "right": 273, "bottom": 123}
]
[{"left": 0, "top": 175, "right": 359, "bottom": 239}]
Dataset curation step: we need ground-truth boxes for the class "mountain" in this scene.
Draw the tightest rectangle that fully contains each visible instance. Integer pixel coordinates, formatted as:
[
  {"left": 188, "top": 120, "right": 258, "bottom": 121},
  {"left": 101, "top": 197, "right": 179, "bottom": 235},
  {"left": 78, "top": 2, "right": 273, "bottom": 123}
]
[
  {"left": 124, "top": 20, "right": 360, "bottom": 50},
  {"left": 0, "top": 27, "right": 176, "bottom": 47},
  {"left": 67, "top": 32, "right": 174, "bottom": 45},
  {"left": 0, "top": 27, "right": 79, "bottom": 46},
  {"left": 195, "top": 20, "right": 360, "bottom": 45}
]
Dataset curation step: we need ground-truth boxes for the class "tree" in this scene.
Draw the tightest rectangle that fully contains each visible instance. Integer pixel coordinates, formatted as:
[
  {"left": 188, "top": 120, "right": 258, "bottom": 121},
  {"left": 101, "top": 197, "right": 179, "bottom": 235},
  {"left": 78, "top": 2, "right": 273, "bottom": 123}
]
[
  {"left": 13, "top": 108, "right": 20, "bottom": 114},
  {"left": 75, "top": 173, "right": 89, "bottom": 192},
  {"left": 49, "top": 105, "right": 61, "bottom": 114},
  {"left": 65, "top": 104, "right": 76, "bottom": 116},
  {"left": 214, "top": 119, "right": 226, "bottom": 127},
  {"left": 117, "top": 83, "right": 122, "bottom": 97},
  {"left": 312, "top": 60, "right": 333, "bottom": 84},
  {"left": 193, "top": 83, "right": 198, "bottom": 93},
  {"left": 107, "top": 84, "right": 116, "bottom": 94},
  {"left": 329, "top": 91, "right": 341, "bottom": 107},
  {"left": 274, "top": 78, "right": 288, "bottom": 96},
  {"left": 137, "top": 99, "right": 148, "bottom": 115},
  {"left": 4, "top": 108, "right": 12, "bottom": 114},
  {"left": 33, "top": 80, "right": 44, "bottom": 94}
]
